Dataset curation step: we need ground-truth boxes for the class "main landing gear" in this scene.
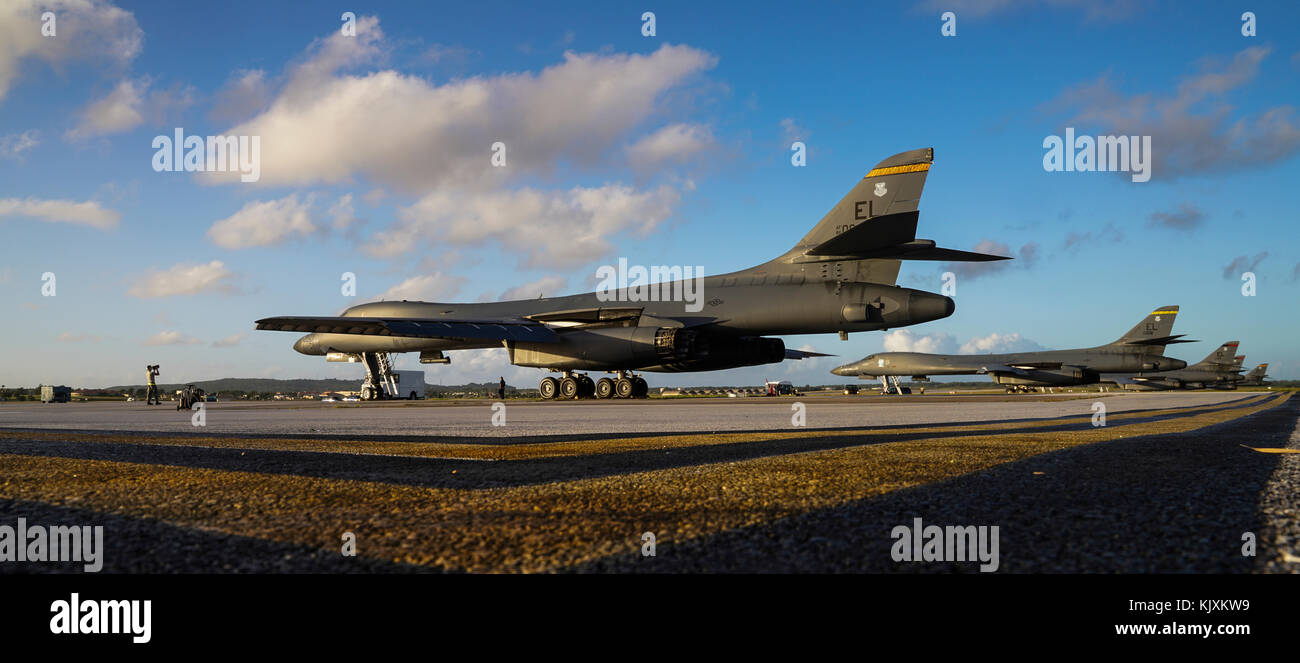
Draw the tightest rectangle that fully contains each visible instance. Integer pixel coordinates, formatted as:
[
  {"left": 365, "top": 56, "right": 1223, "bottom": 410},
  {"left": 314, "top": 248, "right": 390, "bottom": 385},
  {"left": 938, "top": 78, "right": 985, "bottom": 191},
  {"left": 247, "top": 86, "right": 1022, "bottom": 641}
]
[{"left": 538, "top": 370, "right": 648, "bottom": 400}]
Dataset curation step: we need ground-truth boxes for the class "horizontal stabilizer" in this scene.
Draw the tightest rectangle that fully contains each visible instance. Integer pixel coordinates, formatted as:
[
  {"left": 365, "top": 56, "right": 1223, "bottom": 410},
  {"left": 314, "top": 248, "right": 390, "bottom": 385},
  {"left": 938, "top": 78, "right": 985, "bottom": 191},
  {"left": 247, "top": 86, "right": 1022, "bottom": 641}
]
[
  {"left": 804, "top": 210, "right": 1010, "bottom": 262},
  {"left": 785, "top": 348, "right": 834, "bottom": 360},
  {"left": 805, "top": 211, "right": 919, "bottom": 256},
  {"left": 1121, "top": 334, "right": 1196, "bottom": 346}
]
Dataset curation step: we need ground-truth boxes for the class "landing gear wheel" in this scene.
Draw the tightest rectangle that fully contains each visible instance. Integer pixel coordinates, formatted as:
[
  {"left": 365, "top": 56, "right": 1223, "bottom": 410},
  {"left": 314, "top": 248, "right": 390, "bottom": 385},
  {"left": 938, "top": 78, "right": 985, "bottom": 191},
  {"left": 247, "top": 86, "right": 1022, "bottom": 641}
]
[
  {"left": 577, "top": 375, "right": 595, "bottom": 398},
  {"left": 615, "top": 378, "right": 635, "bottom": 399},
  {"left": 538, "top": 377, "right": 558, "bottom": 400},
  {"left": 595, "top": 378, "right": 614, "bottom": 399},
  {"left": 361, "top": 385, "right": 376, "bottom": 401},
  {"left": 632, "top": 376, "right": 648, "bottom": 398},
  {"left": 559, "top": 376, "right": 579, "bottom": 400}
]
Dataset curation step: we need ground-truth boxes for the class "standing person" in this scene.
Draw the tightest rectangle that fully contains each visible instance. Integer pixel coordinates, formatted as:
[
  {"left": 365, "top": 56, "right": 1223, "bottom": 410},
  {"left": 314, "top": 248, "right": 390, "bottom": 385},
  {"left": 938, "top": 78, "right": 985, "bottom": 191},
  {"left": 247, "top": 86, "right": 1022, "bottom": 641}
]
[
  {"left": 497, "top": 376, "right": 506, "bottom": 400},
  {"left": 145, "top": 365, "right": 160, "bottom": 405}
]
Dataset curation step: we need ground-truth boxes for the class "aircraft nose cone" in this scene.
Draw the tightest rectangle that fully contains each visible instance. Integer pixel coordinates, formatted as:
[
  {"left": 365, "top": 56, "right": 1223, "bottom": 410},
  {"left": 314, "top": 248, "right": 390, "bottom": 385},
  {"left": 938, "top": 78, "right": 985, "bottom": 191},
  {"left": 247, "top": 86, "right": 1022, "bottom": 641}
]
[
  {"left": 293, "top": 334, "right": 322, "bottom": 355},
  {"left": 909, "top": 292, "right": 955, "bottom": 322},
  {"left": 831, "top": 364, "right": 855, "bottom": 376}
]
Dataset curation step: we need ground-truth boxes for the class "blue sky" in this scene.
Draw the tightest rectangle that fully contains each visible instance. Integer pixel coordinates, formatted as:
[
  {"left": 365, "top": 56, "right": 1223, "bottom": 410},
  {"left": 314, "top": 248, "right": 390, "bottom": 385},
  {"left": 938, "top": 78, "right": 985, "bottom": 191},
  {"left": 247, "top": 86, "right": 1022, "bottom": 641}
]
[{"left": 1, "top": 0, "right": 1297, "bottom": 389}]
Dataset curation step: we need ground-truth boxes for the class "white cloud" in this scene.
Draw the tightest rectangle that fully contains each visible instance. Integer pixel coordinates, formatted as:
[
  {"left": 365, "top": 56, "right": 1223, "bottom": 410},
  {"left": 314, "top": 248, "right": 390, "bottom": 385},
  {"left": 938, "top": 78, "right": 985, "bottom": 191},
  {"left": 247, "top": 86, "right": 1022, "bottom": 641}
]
[
  {"left": 958, "top": 332, "right": 1048, "bottom": 354},
  {"left": 882, "top": 329, "right": 959, "bottom": 354},
  {"left": 144, "top": 330, "right": 202, "bottom": 346},
  {"left": 377, "top": 273, "right": 467, "bottom": 302},
  {"left": 0, "top": 197, "right": 118, "bottom": 229},
  {"left": 0, "top": 0, "right": 143, "bottom": 103},
  {"left": 328, "top": 193, "right": 360, "bottom": 230},
  {"left": 128, "top": 260, "right": 240, "bottom": 298},
  {"left": 626, "top": 123, "right": 714, "bottom": 169},
  {"left": 199, "top": 18, "right": 715, "bottom": 190},
  {"left": 499, "top": 275, "right": 568, "bottom": 301},
  {"left": 883, "top": 329, "right": 1047, "bottom": 355},
  {"left": 206, "top": 194, "right": 319, "bottom": 249},
  {"left": 66, "top": 78, "right": 145, "bottom": 139},
  {"left": 1048, "top": 47, "right": 1300, "bottom": 178},
  {"left": 212, "top": 333, "right": 245, "bottom": 348},
  {"left": 0, "top": 130, "right": 39, "bottom": 159},
  {"left": 366, "top": 183, "right": 681, "bottom": 268},
  {"left": 66, "top": 77, "right": 196, "bottom": 139},
  {"left": 209, "top": 69, "right": 270, "bottom": 124}
]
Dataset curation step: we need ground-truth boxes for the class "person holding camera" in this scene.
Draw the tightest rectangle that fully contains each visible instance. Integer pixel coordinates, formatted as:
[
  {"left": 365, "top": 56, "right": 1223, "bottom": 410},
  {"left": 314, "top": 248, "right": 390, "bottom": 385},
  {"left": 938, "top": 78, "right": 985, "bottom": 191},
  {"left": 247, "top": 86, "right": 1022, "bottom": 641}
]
[{"left": 145, "top": 364, "right": 160, "bottom": 405}]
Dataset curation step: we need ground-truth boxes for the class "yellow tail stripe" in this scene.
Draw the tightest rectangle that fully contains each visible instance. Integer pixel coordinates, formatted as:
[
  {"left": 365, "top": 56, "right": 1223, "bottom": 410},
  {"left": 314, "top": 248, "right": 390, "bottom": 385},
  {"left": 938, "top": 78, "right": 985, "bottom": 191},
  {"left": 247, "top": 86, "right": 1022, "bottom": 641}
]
[{"left": 865, "top": 162, "right": 931, "bottom": 178}]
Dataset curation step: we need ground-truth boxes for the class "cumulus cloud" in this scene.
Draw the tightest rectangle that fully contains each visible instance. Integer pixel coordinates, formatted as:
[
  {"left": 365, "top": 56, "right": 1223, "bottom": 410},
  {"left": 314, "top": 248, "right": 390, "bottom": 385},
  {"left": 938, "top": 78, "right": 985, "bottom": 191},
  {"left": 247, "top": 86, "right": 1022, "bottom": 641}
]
[
  {"left": 144, "top": 330, "right": 202, "bottom": 346},
  {"left": 206, "top": 194, "right": 319, "bottom": 249},
  {"left": 377, "top": 273, "right": 467, "bottom": 302},
  {"left": 328, "top": 193, "right": 360, "bottom": 230},
  {"left": 66, "top": 77, "right": 144, "bottom": 139},
  {"left": 0, "top": 0, "right": 143, "bottom": 103},
  {"left": 201, "top": 18, "right": 715, "bottom": 191},
  {"left": 499, "top": 275, "right": 568, "bottom": 301},
  {"left": 958, "top": 332, "right": 1048, "bottom": 354},
  {"left": 128, "top": 260, "right": 240, "bottom": 297},
  {"left": 1046, "top": 47, "right": 1300, "bottom": 179},
  {"left": 0, "top": 130, "right": 39, "bottom": 159},
  {"left": 212, "top": 333, "right": 245, "bottom": 348},
  {"left": 626, "top": 123, "right": 714, "bottom": 170},
  {"left": 882, "top": 329, "right": 1048, "bottom": 355},
  {"left": 365, "top": 183, "right": 682, "bottom": 268},
  {"left": 882, "top": 329, "right": 958, "bottom": 354},
  {"left": 1148, "top": 203, "right": 1205, "bottom": 232},
  {"left": 67, "top": 77, "right": 196, "bottom": 139},
  {"left": 208, "top": 69, "right": 270, "bottom": 124},
  {"left": 192, "top": 19, "right": 714, "bottom": 270},
  {"left": 1221, "top": 252, "right": 1267, "bottom": 279},
  {"left": 0, "top": 196, "right": 118, "bottom": 228}
]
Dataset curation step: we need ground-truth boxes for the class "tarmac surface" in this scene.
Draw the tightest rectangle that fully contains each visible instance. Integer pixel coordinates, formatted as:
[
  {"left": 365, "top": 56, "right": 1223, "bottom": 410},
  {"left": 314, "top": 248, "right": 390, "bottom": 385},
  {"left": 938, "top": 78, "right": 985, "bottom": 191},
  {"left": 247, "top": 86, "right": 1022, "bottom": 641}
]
[
  {"left": 0, "top": 391, "right": 1295, "bottom": 573},
  {"left": 0, "top": 391, "right": 1260, "bottom": 437}
]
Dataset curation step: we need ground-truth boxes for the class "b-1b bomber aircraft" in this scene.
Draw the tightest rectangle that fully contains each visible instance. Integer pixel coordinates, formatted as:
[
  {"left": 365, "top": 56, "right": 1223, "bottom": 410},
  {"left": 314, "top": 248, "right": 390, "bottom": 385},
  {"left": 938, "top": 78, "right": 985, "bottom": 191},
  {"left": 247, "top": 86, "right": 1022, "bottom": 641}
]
[
  {"left": 256, "top": 148, "right": 1006, "bottom": 399},
  {"left": 830, "top": 306, "right": 1193, "bottom": 393},
  {"left": 1103, "top": 342, "right": 1245, "bottom": 391}
]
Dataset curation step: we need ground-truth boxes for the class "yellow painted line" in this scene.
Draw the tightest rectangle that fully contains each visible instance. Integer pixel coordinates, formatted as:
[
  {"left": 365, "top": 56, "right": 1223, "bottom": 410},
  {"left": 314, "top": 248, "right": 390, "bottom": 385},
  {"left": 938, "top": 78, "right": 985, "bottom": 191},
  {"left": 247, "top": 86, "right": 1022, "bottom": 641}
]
[
  {"left": 1151, "top": 310, "right": 1178, "bottom": 315},
  {"left": 865, "top": 162, "right": 930, "bottom": 177},
  {"left": 1239, "top": 445, "right": 1300, "bottom": 454},
  {"left": 0, "top": 394, "right": 1283, "bottom": 572}
]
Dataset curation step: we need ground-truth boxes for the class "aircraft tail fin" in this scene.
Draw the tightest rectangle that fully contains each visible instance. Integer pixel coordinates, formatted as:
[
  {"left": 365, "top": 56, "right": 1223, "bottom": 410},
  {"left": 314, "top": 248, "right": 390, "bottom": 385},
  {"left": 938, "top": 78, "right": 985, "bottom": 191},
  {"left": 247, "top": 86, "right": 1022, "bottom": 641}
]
[
  {"left": 774, "top": 147, "right": 1009, "bottom": 283},
  {"left": 1190, "top": 341, "right": 1240, "bottom": 368},
  {"left": 1107, "top": 306, "right": 1192, "bottom": 349},
  {"left": 1246, "top": 363, "right": 1269, "bottom": 379}
]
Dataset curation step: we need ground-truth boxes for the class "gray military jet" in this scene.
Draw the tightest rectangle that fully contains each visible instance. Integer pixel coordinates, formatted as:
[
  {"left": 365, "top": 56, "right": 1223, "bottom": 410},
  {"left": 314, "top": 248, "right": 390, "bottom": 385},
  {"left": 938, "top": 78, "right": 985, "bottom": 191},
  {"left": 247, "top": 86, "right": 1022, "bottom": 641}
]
[
  {"left": 1238, "top": 362, "right": 1270, "bottom": 387},
  {"left": 256, "top": 147, "right": 1007, "bottom": 399},
  {"left": 1103, "top": 341, "right": 1243, "bottom": 391},
  {"left": 830, "top": 306, "right": 1193, "bottom": 393}
]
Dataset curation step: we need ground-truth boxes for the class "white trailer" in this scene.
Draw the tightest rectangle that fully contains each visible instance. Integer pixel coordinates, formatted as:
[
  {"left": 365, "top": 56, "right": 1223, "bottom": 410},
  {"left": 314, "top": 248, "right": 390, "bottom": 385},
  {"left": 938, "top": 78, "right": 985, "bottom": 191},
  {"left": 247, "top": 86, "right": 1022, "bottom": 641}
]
[{"left": 392, "top": 370, "right": 426, "bottom": 400}]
